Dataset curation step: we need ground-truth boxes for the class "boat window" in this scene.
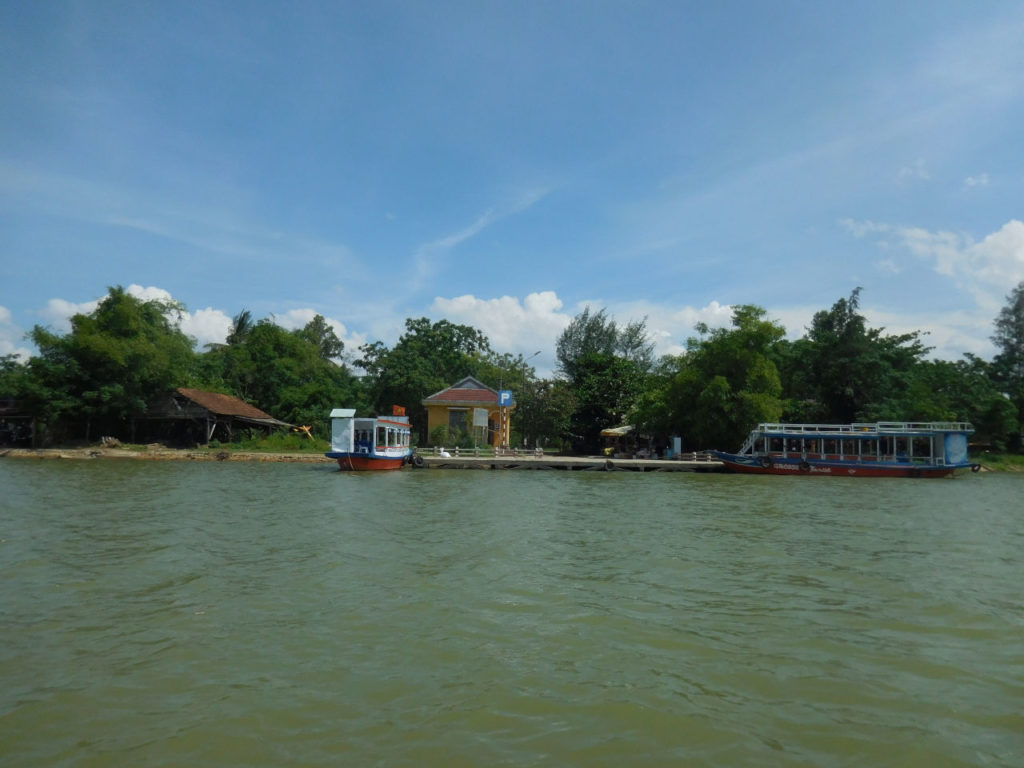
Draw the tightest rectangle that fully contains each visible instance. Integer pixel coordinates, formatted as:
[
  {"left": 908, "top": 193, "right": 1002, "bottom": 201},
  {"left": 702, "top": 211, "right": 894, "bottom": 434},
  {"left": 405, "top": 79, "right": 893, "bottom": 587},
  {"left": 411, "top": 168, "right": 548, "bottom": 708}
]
[
  {"left": 913, "top": 437, "right": 931, "bottom": 458},
  {"left": 770, "top": 437, "right": 783, "bottom": 453},
  {"left": 377, "top": 426, "right": 386, "bottom": 446},
  {"left": 894, "top": 437, "right": 909, "bottom": 459},
  {"left": 861, "top": 440, "right": 877, "bottom": 459}
]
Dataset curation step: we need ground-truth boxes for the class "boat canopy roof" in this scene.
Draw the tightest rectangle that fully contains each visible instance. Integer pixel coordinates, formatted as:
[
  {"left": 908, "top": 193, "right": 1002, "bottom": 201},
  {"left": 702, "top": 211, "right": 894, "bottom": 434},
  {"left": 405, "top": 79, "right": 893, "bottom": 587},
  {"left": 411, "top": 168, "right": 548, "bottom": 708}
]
[
  {"left": 753, "top": 422, "right": 973, "bottom": 437},
  {"left": 330, "top": 408, "right": 357, "bottom": 419}
]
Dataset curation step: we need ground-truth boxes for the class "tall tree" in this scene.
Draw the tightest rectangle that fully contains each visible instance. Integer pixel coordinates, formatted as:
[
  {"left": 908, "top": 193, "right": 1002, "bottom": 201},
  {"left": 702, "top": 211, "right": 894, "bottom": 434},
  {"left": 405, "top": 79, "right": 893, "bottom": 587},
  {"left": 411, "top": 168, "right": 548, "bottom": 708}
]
[
  {"left": 555, "top": 308, "right": 654, "bottom": 453},
  {"left": 646, "top": 305, "right": 785, "bottom": 450},
  {"left": 781, "top": 288, "right": 930, "bottom": 423},
  {"left": 357, "top": 318, "right": 492, "bottom": 442},
  {"left": 298, "top": 314, "right": 345, "bottom": 361},
  {"left": 196, "top": 316, "right": 364, "bottom": 435},
  {"left": 556, "top": 307, "right": 654, "bottom": 380},
  {"left": 23, "top": 286, "right": 195, "bottom": 442},
  {"left": 990, "top": 281, "right": 1024, "bottom": 449},
  {"left": 226, "top": 309, "right": 254, "bottom": 346}
]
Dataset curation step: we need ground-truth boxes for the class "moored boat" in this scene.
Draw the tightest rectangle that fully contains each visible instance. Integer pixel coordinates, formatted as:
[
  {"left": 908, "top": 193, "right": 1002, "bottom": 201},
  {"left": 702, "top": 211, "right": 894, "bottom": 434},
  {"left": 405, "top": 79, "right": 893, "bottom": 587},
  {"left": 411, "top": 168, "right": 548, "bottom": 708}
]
[
  {"left": 710, "top": 422, "right": 980, "bottom": 478},
  {"left": 325, "top": 408, "right": 413, "bottom": 470}
]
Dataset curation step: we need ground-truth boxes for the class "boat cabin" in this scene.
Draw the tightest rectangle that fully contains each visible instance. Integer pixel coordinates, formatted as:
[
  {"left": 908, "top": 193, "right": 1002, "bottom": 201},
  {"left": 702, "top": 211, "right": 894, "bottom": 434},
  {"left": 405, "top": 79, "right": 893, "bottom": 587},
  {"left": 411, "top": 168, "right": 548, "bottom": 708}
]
[
  {"left": 330, "top": 408, "right": 411, "bottom": 456},
  {"left": 740, "top": 422, "right": 972, "bottom": 466}
]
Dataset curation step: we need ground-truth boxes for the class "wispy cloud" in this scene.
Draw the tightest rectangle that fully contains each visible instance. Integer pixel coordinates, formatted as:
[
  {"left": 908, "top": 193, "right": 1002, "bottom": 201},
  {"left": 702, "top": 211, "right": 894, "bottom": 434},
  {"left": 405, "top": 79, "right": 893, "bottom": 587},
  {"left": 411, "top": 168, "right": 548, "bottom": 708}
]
[
  {"left": 409, "top": 186, "right": 551, "bottom": 294},
  {"left": 843, "top": 218, "right": 1024, "bottom": 311},
  {"left": 0, "top": 158, "right": 358, "bottom": 270},
  {"left": 896, "top": 158, "right": 931, "bottom": 183},
  {"left": 964, "top": 173, "right": 990, "bottom": 188},
  {"left": 0, "top": 306, "right": 32, "bottom": 361}
]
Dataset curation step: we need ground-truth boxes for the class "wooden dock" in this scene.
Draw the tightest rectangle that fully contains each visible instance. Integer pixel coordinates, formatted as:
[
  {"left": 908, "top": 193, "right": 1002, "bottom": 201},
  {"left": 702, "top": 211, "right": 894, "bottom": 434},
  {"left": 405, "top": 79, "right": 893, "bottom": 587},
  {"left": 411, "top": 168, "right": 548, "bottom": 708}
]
[{"left": 416, "top": 452, "right": 724, "bottom": 472}]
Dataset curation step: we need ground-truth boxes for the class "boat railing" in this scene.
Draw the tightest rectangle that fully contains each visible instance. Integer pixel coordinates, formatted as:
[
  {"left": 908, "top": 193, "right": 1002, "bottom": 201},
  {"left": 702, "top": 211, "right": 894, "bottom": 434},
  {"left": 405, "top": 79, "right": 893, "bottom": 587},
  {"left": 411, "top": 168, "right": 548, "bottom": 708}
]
[{"left": 756, "top": 422, "right": 972, "bottom": 435}]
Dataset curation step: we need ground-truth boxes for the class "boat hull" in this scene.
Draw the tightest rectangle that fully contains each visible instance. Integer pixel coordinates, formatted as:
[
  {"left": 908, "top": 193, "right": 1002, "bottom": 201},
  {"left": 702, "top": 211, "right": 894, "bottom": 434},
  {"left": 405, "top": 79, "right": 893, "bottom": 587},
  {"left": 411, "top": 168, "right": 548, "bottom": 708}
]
[
  {"left": 709, "top": 452, "right": 972, "bottom": 478},
  {"left": 326, "top": 452, "right": 410, "bottom": 471}
]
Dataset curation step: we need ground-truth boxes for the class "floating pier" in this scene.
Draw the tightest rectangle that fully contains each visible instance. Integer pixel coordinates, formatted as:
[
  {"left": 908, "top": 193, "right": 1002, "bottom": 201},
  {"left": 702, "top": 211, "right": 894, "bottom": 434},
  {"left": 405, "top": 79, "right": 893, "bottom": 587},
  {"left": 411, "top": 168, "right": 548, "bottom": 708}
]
[{"left": 417, "top": 450, "right": 723, "bottom": 472}]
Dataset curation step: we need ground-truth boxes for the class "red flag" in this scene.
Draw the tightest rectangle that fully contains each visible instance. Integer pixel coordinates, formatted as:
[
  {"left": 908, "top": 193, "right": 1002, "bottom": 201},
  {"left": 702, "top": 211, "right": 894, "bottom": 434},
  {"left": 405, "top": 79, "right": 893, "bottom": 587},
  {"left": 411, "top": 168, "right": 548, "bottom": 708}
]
[{"left": 392, "top": 405, "right": 406, "bottom": 416}]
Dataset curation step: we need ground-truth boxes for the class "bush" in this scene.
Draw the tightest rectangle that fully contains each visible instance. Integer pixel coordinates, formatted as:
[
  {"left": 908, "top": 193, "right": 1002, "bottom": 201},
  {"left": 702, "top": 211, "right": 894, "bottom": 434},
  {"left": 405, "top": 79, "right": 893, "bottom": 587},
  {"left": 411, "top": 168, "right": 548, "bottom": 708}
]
[{"left": 430, "top": 425, "right": 449, "bottom": 447}]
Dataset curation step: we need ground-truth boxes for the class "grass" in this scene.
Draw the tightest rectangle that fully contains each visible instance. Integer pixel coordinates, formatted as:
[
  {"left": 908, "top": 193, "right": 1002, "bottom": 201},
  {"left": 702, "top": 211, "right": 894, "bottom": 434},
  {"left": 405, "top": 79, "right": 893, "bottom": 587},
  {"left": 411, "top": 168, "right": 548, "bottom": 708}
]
[
  {"left": 974, "top": 452, "right": 1024, "bottom": 472},
  {"left": 223, "top": 433, "right": 330, "bottom": 453}
]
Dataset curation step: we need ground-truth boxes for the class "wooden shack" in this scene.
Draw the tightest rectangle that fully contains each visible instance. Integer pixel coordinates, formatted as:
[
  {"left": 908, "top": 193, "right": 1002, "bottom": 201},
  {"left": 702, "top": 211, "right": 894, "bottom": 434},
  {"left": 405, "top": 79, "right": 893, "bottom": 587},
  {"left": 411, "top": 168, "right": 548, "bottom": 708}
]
[{"left": 136, "top": 388, "right": 293, "bottom": 445}]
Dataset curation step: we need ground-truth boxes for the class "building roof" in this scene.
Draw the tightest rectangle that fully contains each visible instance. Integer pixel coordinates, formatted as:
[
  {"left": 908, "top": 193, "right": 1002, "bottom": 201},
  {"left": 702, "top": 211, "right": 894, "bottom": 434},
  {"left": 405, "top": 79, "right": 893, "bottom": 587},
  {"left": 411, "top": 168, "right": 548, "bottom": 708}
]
[
  {"left": 176, "top": 388, "right": 288, "bottom": 424},
  {"left": 422, "top": 376, "right": 500, "bottom": 406}
]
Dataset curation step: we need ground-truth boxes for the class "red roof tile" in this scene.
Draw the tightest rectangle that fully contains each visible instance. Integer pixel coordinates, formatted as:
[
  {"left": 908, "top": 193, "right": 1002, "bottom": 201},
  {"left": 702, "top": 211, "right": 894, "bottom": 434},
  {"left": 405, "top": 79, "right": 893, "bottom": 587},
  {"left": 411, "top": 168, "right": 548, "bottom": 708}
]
[
  {"left": 422, "top": 376, "right": 500, "bottom": 406},
  {"left": 176, "top": 388, "right": 276, "bottom": 420},
  {"left": 428, "top": 388, "right": 498, "bottom": 404}
]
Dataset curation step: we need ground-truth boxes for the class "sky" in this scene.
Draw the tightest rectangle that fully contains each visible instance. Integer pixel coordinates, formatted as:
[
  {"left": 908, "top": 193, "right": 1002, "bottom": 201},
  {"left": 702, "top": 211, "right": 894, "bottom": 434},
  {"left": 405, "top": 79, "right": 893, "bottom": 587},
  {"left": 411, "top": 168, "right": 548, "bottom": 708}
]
[{"left": 2, "top": 0, "right": 1023, "bottom": 377}]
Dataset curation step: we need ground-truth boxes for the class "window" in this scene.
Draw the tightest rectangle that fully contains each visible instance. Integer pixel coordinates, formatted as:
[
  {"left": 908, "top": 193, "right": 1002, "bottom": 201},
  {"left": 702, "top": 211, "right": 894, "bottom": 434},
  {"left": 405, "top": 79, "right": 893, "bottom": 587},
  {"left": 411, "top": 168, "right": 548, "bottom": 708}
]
[{"left": 448, "top": 409, "right": 468, "bottom": 435}]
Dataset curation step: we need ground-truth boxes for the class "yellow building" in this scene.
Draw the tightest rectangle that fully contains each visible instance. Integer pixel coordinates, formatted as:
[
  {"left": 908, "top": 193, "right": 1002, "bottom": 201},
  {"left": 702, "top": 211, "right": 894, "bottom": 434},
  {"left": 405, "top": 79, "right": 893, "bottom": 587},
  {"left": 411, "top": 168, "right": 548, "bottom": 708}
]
[{"left": 421, "top": 376, "right": 513, "bottom": 447}]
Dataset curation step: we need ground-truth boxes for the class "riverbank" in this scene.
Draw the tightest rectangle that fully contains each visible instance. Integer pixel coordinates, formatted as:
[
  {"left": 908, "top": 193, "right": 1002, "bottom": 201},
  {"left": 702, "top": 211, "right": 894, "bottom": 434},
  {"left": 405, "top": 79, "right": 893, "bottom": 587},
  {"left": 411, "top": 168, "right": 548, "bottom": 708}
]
[
  {"left": 2, "top": 446, "right": 1019, "bottom": 470},
  {"left": 0, "top": 447, "right": 329, "bottom": 463}
]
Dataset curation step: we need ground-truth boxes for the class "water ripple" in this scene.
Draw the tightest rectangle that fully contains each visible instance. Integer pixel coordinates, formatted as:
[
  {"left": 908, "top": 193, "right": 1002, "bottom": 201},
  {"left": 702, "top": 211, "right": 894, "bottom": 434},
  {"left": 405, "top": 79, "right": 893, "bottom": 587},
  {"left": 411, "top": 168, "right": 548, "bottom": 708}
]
[{"left": 1, "top": 461, "right": 1022, "bottom": 766}]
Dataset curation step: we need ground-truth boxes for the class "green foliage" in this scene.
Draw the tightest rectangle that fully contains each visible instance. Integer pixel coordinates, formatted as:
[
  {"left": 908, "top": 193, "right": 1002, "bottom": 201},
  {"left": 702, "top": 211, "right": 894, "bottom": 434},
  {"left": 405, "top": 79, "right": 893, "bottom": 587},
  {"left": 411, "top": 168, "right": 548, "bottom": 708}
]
[
  {"left": 233, "top": 431, "right": 330, "bottom": 452},
  {"left": 555, "top": 308, "right": 653, "bottom": 453},
  {"left": 556, "top": 307, "right": 653, "bottom": 380},
  {"left": 18, "top": 286, "right": 195, "bottom": 442},
  {"left": 990, "top": 281, "right": 1024, "bottom": 449},
  {"left": 515, "top": 377, "right": 575, "bottom": 450},
  {"left": 357, "top": 317, "right": 492, "bottom": 442},
  {"left": 6, "top": 280, "right": 1023, "bottom": 456},
  {"left": 567, "top": 353, "right": 646, "bottom": 453},
  {"left": 430, "top": 425, "right": 450, "bottom": 446},
  {"left": 646, "top": 305, "right": 785, "bottom": 450},
  {"left": 780, "top": 288, "right": 930, "bottom": 423},
  {"left": 196, "top": 313, "right": 364, "bottom": 437}
]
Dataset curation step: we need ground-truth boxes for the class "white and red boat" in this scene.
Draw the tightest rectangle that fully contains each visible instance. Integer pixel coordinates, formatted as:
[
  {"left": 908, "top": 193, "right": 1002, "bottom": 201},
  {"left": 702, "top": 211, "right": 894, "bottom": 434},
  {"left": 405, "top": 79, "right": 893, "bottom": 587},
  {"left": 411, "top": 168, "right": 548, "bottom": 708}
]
[
  {"left": 710, "top": 422, "right": 980, "bottom": 478},
  {"left": 325, "top": 408, "right": 413, "bottom": 470}
]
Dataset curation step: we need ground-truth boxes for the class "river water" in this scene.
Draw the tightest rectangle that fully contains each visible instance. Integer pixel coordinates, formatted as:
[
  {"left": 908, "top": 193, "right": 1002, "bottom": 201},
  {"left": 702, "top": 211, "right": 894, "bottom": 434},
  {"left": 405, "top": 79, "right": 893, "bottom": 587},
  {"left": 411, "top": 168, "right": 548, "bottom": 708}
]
[{"left": 1, "top": 459, "right": 1021, "bottom": 767}]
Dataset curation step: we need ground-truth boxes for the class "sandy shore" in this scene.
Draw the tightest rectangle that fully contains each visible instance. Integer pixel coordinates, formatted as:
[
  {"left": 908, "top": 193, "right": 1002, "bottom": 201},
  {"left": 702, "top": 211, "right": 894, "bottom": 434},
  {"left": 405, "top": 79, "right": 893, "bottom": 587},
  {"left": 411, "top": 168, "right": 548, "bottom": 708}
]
[{"left": 0, "top": 447, "right": 330, "bottom": 463}]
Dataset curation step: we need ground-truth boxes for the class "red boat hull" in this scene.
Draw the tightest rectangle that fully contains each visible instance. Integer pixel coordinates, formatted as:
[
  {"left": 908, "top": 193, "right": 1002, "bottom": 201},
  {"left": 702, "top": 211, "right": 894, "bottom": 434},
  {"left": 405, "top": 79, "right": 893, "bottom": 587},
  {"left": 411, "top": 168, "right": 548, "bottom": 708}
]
[
  {"left": 710, "top": 452, "right": 973, "bottom": 478},
  {"left": 330, "top": 454, "right": 407, "bottom": 471}
]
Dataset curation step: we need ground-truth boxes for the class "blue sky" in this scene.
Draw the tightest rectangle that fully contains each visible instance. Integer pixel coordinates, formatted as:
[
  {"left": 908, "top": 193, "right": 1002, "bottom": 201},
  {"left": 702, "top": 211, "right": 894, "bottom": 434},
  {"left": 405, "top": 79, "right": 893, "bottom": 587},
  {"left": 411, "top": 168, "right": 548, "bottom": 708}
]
[{"left": 2, "top": 0, "right": 1023, "bottom": 376}]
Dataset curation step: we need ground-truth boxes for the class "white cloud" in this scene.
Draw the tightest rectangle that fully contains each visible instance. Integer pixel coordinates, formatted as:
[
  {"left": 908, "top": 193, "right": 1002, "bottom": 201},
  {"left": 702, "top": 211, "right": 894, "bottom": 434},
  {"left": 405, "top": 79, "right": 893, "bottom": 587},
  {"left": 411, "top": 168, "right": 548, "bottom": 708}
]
[
  {"left": 270, "top": 308, "right": 366, "bottom": 355},
  {"left": 431, "top": 292, "right": 745, "bottom": 372},
  {"left": 432, "top": 291, "right": 569, "bottom": 373},
  {"left": 29, "top": 284, "right": 374, "bottom": 356},
  {"left": 36, "top": 284, "right": 175, "bottom": 334},
  {"left": 840, "top": 218, "right": 892, "bottom": 238},
  {"left": 178, "top": 308, "right": 233, "bottom": 348},
  {"left": 864, "top": 306, "right": 996, "bottom": 360},
  {"left": 896, "top": 220, "right": 1024, "bottom": 307},
  {"left": 896, "top": 158, "right": 931, "bottom": 183},
  {"left": 876, "top": 258, "right": 901, "bottom": 275},
  {"left": 0, "top": 306, "right": 32, "bottom": 361},
  {"left": 592, "top": 299, "right": 736, "bottom": 358},
  {"left": 843, "top": 218, "right": 1024, "bottom": 310},
  {"left": 38, "top": 297, "right": 100, "bottom": 332},
  {"left": 964, "top": 173, "right": 990, "bottom": 188}
]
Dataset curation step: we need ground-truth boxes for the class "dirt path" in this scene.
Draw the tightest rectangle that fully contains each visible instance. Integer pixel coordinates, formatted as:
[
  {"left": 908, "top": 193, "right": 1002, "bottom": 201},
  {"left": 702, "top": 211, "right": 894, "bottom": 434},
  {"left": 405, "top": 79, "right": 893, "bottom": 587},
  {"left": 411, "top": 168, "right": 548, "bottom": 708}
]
[{"left": 0, "top": 447, "right": 329, "bottom": 463}]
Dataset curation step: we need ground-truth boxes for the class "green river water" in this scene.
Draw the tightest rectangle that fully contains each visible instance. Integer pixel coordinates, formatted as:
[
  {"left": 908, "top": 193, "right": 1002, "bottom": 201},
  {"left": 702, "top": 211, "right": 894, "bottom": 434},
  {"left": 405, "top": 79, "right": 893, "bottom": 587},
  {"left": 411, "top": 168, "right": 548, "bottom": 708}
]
[{"left": 1, "top": 459, "right": 1022, "bottom": 767}]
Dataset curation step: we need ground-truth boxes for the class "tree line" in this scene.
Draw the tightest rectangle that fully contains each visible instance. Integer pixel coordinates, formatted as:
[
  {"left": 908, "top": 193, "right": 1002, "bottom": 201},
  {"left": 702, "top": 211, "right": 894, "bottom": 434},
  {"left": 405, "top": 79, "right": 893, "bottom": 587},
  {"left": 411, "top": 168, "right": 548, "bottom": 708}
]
[{"left": 2, "top": 284, "right": 1022, "bottom": 452}]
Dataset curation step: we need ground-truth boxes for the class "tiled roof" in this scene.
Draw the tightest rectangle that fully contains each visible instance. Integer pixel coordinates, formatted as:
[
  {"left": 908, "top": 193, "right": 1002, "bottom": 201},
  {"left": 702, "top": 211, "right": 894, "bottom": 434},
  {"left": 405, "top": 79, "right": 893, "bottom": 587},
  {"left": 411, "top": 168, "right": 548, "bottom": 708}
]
[
  {"left": 426, "top": 388, "right": 499, "bottom": 404},
  {"left": 422, "top": 376, "right": 499, "bottom": 405},
  {"left": 176, "top": 388, "right": 276, "bottom": 420}
]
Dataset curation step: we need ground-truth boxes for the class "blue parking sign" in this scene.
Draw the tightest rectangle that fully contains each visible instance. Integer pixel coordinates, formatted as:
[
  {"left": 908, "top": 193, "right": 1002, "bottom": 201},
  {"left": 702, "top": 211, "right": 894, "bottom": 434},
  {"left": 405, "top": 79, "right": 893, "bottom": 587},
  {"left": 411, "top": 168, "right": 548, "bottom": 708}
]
[{"left": 499, "top": 390, "right": 515, "bottom": 406}]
